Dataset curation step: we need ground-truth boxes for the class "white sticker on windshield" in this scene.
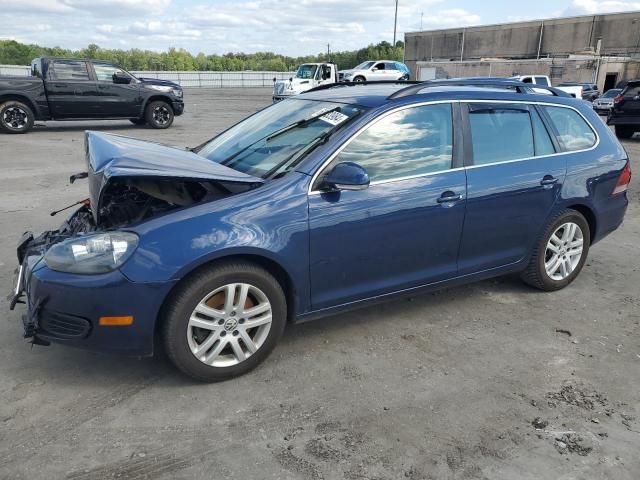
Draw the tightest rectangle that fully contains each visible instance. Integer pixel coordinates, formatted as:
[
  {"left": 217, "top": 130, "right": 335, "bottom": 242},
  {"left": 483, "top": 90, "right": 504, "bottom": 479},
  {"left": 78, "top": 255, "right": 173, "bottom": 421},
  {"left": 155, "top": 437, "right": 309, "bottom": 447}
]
[{"left": 319, "top": 111, "right": 349, "bottom": 126}]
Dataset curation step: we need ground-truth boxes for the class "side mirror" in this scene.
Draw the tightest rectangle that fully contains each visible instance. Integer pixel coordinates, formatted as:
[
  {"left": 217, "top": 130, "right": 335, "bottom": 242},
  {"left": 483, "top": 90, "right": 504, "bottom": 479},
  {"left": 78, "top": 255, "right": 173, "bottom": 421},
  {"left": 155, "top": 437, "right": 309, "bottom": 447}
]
[
  {"left": 371, "top": 67, "right": 378, "bottom": 72},
  {"left": 321, "top": 162, "right": 370, "bottom": 191},
  {"left": 113, "top": 72, "right": 131, "bottom": 84}
]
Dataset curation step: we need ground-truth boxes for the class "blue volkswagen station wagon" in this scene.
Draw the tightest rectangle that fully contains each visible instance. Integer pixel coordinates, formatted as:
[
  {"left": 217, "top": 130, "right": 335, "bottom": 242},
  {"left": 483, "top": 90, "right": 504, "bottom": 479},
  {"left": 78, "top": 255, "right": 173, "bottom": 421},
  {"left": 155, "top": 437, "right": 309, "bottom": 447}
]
[{"left": 10, "top": 80, "right": 631, "bottom": 381}]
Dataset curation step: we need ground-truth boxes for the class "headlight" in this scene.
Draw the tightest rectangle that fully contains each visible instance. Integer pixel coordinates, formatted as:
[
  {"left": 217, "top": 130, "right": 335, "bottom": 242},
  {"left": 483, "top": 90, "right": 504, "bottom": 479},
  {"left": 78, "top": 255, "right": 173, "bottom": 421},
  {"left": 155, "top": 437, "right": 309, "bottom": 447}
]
[
  {"left": 45, "top": 232, "right": 139, "bottom": 274},
  {"left": 343, "top": 73, "right": 353, "bottom": 79},
  {"left": 146, "top": 85, "right": 173, "bottom": 93},
  {"left": 172, "top": 88, "right": 183, "bottom": 97}
]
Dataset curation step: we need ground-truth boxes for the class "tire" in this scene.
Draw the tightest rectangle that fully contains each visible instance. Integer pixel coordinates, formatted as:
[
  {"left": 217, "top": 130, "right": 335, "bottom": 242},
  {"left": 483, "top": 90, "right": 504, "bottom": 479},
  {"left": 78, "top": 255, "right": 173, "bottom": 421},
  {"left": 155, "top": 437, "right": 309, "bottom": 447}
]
[
  {"left": 520, "top": 209, "right": 590, "bottom": 291},
  {"left": 145, "top": 100, "right": 174, "bottom": 129},
  {"left": 161, "top": 261, "right": 287, "bottom": 381},
  {"left": 615, "top": 125, "right": 635, "bottom": 139},
  {"left": 353, "top": 76, "right": 366, "bottom": 82},
  {"left": 129, "top": 118, "right": 146, "bottom": 125},
  {"left": 0, "top": 100, "right": 34, "bottom": 134}
]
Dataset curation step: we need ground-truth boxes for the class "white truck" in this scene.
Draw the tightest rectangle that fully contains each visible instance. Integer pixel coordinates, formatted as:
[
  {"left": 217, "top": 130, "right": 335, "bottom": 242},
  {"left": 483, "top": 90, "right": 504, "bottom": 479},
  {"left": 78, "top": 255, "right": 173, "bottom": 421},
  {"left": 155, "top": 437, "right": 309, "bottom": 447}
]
[
  {"left": 272, "top": 63, "right": 338, "bottom": 102},
  {"left": 510, "top": 75, "right": 584, "bottom": 98}
]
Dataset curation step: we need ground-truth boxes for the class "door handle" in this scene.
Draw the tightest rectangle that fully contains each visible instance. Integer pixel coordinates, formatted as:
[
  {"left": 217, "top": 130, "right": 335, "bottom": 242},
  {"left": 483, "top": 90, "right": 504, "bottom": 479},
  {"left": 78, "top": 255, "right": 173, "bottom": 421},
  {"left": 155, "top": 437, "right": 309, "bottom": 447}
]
[
  {"left": 437, "top": 192, "right": 463, "bottom": 203},
  {"left": 540, "top": 176, "right": 558, "bottom": 186}
]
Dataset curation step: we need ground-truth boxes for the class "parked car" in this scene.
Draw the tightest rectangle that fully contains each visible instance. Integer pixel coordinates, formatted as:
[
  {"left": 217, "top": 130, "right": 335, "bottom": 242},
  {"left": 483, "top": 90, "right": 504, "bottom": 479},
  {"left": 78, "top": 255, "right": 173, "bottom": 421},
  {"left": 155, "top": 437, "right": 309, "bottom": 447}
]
[
  {"left": 592, "top": 88, "right": 622, "bottom": 115},
  {"left": 0, "top": 57, "right": 184, "bottom": 134},
  {"left": 10, "top": 80, "right": 630, "bottom": 381},
  {"left": 272, "top": 63, "right": 338, "bottom": 102},
  {"left": 339, "top": 61, "right": 410, "bottom": 82},
  {"left": 607, "top": 80, "right": 640, "bottom": 138},
  {"left": 556, "top": 82, "right": 600, "bottom": 101}
]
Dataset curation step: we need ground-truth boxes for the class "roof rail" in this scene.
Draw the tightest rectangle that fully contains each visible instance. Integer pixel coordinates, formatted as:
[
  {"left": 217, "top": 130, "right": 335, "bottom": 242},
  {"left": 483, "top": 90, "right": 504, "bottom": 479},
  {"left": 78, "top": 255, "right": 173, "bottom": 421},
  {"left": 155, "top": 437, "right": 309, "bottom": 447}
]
[
  {"left": 304, "top": 80, "right": 419, "bottom": 94},
  {"left": 388, "top": 78, "right": 572, "bottom": 99}
]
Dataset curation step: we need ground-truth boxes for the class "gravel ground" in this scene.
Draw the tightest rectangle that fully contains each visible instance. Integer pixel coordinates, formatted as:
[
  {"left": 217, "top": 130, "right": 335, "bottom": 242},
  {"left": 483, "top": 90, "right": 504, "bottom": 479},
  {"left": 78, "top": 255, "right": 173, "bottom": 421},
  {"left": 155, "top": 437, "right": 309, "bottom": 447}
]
[{"left": 1, "top": 89, "right": 639, "bottom": 480}]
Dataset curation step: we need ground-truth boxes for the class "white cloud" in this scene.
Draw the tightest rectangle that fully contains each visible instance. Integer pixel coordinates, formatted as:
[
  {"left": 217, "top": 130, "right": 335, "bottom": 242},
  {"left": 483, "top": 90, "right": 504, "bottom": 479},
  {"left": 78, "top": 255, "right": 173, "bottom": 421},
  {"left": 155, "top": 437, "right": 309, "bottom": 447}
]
[
  {"left": 0, "top": 0, "right": 482, "bottom": 56},
  {"left": 571, "top": 0, "right": 640, "bottom": 14}
]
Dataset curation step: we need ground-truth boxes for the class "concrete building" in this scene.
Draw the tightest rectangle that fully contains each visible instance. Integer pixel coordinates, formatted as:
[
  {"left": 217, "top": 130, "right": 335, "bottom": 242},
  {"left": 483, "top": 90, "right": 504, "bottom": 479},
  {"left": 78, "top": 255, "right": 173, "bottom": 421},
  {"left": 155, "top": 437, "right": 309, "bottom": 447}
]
[{"left": 405, "top": 11, "right": 640, "bottom": 90}]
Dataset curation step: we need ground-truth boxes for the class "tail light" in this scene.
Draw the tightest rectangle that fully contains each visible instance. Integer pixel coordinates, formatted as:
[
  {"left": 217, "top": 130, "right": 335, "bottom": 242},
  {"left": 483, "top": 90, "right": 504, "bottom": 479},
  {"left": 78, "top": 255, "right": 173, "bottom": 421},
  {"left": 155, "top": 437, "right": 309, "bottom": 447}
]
[
  {"left": 614, "top": 95, "right": 625, "bottom": 105},
  {"left": 612, "top": 161, "right": 632, "bottom": 196}
]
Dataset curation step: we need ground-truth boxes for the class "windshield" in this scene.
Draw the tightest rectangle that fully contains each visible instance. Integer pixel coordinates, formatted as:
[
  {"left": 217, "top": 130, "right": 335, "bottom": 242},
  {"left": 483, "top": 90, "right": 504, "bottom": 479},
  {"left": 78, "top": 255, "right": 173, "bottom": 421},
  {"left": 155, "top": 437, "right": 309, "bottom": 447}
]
[
  {"left": 354, "top": 61, "right": 375, "bottom": 70},
  {"left": 295, "top": 64, "right": 318, "bottom": 79},
  {"left": 196, "top": 100, "right": 366, "bottom": 179},
  {"left": 603, "top": 89, "right": 621, "bottom": 98}
]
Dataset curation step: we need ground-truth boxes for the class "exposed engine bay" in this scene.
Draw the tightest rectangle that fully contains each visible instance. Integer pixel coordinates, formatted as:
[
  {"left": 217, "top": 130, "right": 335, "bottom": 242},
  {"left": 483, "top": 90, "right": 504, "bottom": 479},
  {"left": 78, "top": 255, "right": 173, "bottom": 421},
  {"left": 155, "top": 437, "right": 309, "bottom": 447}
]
[{"left": 65, "top": 177, "right": 254, "bottom": 234}]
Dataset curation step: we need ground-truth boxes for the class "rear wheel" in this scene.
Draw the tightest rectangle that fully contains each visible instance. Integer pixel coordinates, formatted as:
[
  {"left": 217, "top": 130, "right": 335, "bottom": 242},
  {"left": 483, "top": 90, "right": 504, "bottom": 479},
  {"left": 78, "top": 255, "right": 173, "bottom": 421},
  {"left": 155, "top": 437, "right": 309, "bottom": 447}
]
[
  {"left": 521, "top": 210, "right": 590, "bottom": 291},
  {"left": 615, "top": 125, "right": 635, "bottom": 139},
  {"left": 0, "top": 100, "right": 34, "bottom": 134},
  {"left": 145, "top": 100, "right": 174, "bottom": 129},
  {"left": 161, "top": 261, "right": 286, "bottom": 381}
]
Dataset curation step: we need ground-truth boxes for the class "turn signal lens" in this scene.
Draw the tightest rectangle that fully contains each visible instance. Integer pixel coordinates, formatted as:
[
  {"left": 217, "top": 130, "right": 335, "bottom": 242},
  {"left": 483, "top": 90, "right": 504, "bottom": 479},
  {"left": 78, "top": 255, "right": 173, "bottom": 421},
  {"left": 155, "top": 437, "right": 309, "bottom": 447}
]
[
  {"left": 612, "top": 161, "right": 632, "bottom": 196},
  {"left": 99, "top": 316, "right": 134, "bottom": 326}
]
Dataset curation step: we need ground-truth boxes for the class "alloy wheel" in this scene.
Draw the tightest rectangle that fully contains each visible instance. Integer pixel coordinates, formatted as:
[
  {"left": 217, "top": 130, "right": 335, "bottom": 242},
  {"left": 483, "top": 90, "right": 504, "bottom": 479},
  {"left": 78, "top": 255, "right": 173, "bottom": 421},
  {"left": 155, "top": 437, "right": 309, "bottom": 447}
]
[
  {"left": 2, "top": 106, "right": 28, "bottom": 130},
  {"left": 152, "top": 105, "right": 171, "bottom": 125},
  {"left": 187, "top": 283, "right": 273, "bottom": 367},
  {"left": 544, "top": 222, "right": 584, "bottom": 281}
]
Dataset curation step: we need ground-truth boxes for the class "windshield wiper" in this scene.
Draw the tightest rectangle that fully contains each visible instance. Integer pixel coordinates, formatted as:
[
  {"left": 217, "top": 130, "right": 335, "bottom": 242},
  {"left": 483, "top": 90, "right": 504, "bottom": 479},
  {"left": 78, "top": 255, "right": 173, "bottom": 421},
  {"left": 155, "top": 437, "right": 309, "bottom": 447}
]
[
  {"left": 263, "top": 109, "right": 363, "bottom": 179},
  {"left": 218, "top": 107, "right": 343, "bottom": 168}
]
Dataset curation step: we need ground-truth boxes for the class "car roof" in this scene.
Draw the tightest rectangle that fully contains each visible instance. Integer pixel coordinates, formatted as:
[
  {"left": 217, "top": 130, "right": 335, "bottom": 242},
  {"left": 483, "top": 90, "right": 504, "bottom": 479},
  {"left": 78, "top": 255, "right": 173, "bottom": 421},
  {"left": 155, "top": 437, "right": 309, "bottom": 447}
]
[{"left": 297, "top": 81, "right": 575, "bottom": 108}]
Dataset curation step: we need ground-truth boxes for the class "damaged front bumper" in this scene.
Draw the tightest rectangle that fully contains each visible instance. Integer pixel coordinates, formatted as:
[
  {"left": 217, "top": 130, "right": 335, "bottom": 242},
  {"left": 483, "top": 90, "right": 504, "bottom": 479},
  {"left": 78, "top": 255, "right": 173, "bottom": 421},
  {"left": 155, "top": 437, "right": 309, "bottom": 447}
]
[{"left": 8, "top": 216, "right": 176, "bottom": 356}]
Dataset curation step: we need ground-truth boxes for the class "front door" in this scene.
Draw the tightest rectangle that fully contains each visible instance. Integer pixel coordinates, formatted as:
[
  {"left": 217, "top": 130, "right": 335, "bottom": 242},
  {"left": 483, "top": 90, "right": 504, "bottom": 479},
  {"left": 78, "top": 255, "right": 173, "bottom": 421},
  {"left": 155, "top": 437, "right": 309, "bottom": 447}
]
[
  {"left": 45, "top": 59, "right": 98, "bottom": 118},
  {"left": 92, "top": 63, "right": 141, "bottom": 117},
  {"left": 457, "top": 102, "right": 569, "bottom": 274},
  {"left": 308, "top": 103, "right": 467, "bottom": 310}
]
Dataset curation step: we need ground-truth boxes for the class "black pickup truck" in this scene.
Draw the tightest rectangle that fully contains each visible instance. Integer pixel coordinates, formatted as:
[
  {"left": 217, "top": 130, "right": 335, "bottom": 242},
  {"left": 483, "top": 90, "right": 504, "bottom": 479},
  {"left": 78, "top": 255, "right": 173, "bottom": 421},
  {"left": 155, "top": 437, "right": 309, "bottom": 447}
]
[{"left": 0, "top": 57, "right": 184, "bottom": 134}]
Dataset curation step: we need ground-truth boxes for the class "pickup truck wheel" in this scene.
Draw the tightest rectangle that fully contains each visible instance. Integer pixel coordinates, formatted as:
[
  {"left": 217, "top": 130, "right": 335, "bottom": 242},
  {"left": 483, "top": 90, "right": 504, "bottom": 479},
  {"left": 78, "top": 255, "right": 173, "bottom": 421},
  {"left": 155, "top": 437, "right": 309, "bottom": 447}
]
[
  {"left": 145, "top": 101, "right": 174, "bottom": 129},
  {"left": 0, "top": 100, "right": 34, "bottom": 134},
  {"left": 615, "top": 125, "right": 635, "bottom": 139},
  {"left": 129, "top": 118, "right": 146, "bottom": 126},
  {"left": 161, "top": 261, "right": 286, "bottom": 381}
]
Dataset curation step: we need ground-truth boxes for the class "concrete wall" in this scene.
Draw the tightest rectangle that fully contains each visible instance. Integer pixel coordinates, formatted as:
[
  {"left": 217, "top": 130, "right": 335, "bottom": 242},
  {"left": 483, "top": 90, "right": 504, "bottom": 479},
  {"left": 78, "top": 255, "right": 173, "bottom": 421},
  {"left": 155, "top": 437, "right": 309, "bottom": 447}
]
[{"left": 406, "top": 11, "right": 640, "bottom": 63}]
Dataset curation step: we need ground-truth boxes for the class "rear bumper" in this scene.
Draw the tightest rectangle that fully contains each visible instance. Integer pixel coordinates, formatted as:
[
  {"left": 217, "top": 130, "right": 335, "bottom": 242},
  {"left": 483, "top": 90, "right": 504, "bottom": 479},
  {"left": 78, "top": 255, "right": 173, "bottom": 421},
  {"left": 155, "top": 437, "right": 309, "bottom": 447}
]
[
  {"left": 12, "top": 249, "right": 176, "bottom": 357},
  {"left": 607, "top": 114, "right": 640, "bottom": 126}
]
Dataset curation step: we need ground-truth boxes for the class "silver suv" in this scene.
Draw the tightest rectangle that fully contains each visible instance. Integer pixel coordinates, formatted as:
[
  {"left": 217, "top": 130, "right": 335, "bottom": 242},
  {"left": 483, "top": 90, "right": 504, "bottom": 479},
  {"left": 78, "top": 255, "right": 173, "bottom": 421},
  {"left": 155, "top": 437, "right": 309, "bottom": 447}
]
[{"left": 339, "top": 60, "right": 410, "bottom": 82}]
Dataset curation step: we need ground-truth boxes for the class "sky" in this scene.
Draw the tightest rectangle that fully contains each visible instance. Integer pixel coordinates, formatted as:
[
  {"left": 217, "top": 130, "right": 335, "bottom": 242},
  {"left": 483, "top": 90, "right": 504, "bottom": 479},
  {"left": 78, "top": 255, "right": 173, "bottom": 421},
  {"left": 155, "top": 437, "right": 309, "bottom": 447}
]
[{"left": 1, "top": 0, "right": 640, "bottom": 56}]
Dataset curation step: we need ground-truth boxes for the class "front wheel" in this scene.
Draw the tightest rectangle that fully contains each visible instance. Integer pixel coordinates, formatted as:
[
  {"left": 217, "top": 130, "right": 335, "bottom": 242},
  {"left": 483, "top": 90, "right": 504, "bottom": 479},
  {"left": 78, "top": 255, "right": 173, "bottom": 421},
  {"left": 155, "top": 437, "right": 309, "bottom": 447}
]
[
  {"left": 145, "top": 100, "right": 174, "bottom": 129},
  {"left": 0, "top": 100, "right": 34, "bottom": 134},
  {"left": 161, "top": 261, "right": 287, "bottom": 381},
  {"left": 353, "top": 76, "right": 366, "bottom": 82},
  {"left": 615, "top": 125, "right": 635, "bottom": 139},
  {"left": 521, "top": 210, "right": 590, "bottom": 291}
]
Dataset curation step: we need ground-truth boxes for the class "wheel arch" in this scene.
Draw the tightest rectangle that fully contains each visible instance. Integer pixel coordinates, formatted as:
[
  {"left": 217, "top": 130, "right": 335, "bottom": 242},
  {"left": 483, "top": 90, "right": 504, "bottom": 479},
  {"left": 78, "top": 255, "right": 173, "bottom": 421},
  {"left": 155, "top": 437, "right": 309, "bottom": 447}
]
[
  {"left": 157, "top": 252, "right": 298, "bottom": 335},
  {"left": 0, "top": 94, "right": 39, "bottom": 118},
  {"left": 566, "top": 203, "right": 597, "bottom": 244},
  {"left": 140, "top": 95, "right": 174, "bottom": 117}
]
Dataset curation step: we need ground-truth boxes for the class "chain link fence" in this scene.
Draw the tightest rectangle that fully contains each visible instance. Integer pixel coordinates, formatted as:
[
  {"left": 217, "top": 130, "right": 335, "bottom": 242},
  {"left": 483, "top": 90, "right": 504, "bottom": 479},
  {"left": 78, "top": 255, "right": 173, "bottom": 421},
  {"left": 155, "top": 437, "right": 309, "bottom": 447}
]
[{"left": 0, "top": 65, "right": 293, "bottom": 87}]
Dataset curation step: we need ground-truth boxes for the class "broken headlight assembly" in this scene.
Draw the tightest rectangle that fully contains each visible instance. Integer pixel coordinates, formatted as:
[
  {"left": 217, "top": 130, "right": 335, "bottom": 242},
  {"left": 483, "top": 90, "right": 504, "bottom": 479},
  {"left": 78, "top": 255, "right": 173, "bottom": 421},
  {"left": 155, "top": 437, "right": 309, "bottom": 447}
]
[{"left": 44, "top": 232, "right": 139, "bottom": 274}]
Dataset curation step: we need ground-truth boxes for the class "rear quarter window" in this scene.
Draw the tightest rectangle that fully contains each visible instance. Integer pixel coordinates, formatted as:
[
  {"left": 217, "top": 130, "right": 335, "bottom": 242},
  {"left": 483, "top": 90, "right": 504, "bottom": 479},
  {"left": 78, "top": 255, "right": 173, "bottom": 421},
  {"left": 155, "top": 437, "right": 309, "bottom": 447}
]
[{"left": 542, "top": 106, "right": 597, "bottom": 152}]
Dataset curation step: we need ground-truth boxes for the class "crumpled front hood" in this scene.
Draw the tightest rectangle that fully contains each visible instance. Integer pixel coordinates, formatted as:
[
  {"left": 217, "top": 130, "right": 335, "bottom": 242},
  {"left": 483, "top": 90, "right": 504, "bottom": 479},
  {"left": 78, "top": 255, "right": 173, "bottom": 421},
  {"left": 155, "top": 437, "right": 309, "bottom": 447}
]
[{"left": 84, "top": 131, "right": 262, "bottom": 223}]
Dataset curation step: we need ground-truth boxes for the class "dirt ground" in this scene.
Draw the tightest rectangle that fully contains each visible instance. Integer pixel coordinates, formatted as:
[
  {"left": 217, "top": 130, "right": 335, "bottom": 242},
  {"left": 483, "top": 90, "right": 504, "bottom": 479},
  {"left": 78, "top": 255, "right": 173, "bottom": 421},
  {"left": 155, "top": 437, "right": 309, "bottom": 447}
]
[{"left": 0, "top": 88, "right": 638, "bottom": 480}]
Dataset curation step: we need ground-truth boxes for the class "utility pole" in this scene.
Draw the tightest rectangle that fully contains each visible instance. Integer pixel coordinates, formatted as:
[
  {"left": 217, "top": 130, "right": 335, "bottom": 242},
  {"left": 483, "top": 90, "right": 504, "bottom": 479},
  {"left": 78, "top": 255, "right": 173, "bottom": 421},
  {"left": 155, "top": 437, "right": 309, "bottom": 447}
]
[
  {"left": 327, "top": 43, "right": 330, "bottom": 62},
  {"left": 393, "top": 0, "right": 399, "bottom": 46},
  {"left": 421, "top": 11, "right": 424, "bottom": 31}
]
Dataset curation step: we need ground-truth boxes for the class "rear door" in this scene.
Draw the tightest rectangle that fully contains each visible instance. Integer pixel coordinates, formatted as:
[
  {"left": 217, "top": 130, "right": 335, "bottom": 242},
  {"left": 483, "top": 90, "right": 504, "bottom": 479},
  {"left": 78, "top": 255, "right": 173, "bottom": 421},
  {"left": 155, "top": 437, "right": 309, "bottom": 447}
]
[
  {"left": 614, "top": 83, "right": 640, "bottom": 117},
  {"left": 457, "top": 102, "right": 567, "bottom": 274},
  {"left": 384, "top": 62, "right": 401, "bottom": 80},
  {"left": 91, "top": 62, "right": 141, "bottom": 117},
  {"left": 308, "top": 102, "right": 467, "bottom": 309},
  {"left": 44, "top": 59, "right": 98, "bottom": 118}
]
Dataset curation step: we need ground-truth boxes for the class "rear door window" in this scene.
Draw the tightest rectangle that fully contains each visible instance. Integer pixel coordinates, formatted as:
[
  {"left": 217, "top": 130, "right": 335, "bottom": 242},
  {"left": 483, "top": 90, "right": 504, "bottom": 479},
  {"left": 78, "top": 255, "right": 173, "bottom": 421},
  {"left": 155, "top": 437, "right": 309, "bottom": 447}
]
[
  {"left": 468, "top": 104, "right": 555, "bottom": 165},
  {"left": 49, "top": 60, "right": 90, "bottom": 81},
  {"left": 542, "top": 106, "right": 597, "bottom": 152}
]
